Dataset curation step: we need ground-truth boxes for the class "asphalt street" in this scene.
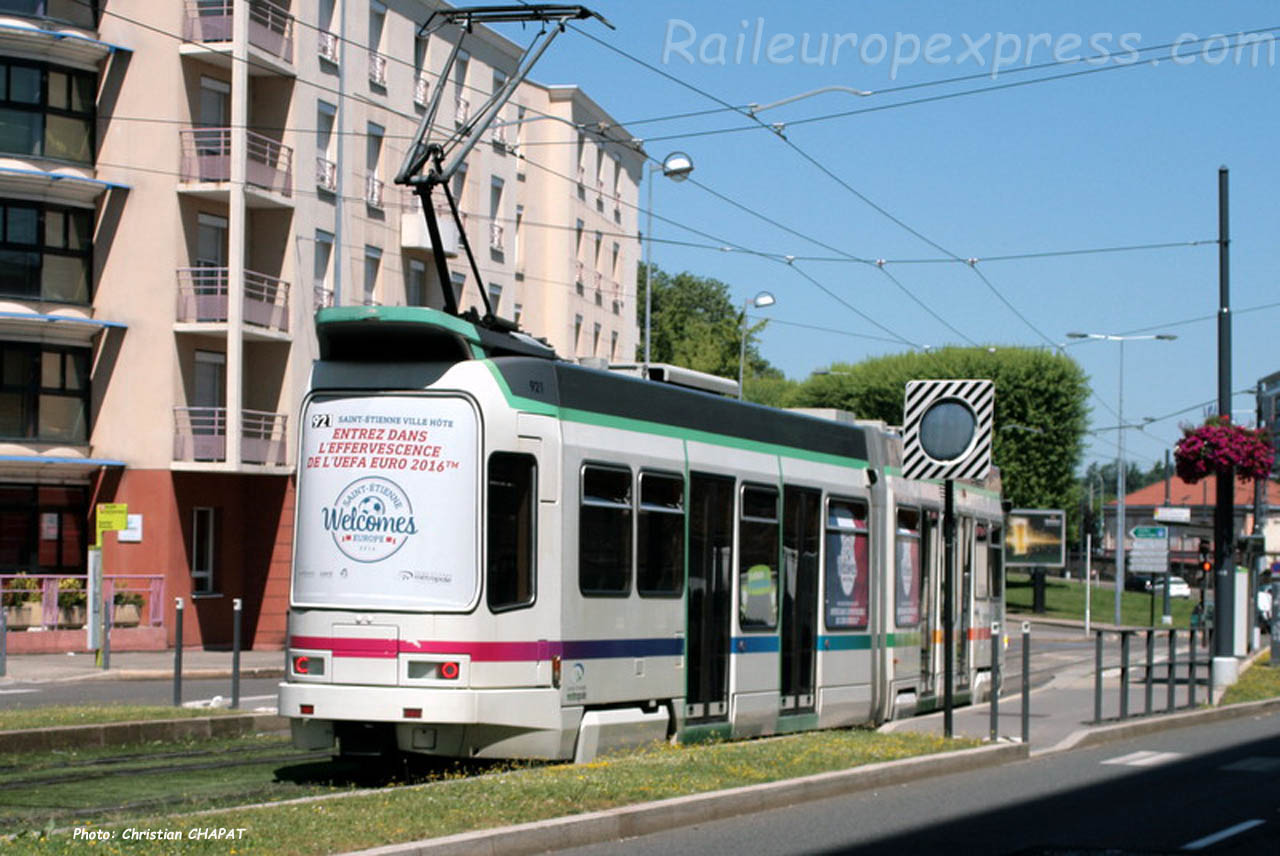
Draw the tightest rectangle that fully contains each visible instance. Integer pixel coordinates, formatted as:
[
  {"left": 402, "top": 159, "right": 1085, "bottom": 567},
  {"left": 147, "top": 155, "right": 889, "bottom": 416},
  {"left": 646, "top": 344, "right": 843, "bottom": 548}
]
[{"left": 0, "top": 676, "right": 282, "bottom": 710}]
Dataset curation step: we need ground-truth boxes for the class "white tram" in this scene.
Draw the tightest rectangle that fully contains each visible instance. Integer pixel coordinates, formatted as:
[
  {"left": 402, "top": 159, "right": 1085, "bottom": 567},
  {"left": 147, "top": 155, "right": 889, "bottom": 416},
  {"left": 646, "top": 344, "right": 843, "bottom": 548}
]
[{"left": 280, "top": 307, "right": 1005, "bottom": 761}]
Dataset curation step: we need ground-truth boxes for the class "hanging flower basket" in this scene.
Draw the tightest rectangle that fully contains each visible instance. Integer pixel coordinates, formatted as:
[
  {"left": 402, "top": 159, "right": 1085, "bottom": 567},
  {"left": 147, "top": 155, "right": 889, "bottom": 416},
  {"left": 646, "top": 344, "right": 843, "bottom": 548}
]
[{"left": 1173, "top": 415, "right": 1274, "bottom": 484}]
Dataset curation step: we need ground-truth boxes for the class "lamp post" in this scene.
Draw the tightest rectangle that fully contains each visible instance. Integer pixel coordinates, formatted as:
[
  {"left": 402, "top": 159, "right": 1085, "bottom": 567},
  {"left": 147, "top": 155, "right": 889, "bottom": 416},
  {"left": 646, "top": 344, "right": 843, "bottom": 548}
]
[
  {"left": 642, "top": 151, "right": 694, "bottom": 371},
  {"left": 1066, "top": 332, "right": 1177, "bottom": 626},
  {"left": 738, "top": 291, "right": 775, "bottom": 400}
]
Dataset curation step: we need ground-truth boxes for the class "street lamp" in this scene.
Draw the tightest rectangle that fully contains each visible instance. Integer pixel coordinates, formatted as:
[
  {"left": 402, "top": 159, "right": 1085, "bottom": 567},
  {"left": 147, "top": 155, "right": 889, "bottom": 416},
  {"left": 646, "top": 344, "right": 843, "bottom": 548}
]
[
  {"left": 642, "top": 151, "right": 694, "bottom": 371},
  {"left": 738, "top": 291, "right": 775, "bottom": 400},
  {"left": 1066, "top": 331, "right": 1178, "bottom": 626}
]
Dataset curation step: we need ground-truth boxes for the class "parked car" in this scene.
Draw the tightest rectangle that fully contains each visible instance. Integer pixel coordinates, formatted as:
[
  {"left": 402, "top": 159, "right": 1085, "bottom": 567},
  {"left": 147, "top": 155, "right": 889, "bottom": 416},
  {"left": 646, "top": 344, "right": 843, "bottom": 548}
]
[{"left": 1144, "top": 575, "right": 1191, "bottom": 598}]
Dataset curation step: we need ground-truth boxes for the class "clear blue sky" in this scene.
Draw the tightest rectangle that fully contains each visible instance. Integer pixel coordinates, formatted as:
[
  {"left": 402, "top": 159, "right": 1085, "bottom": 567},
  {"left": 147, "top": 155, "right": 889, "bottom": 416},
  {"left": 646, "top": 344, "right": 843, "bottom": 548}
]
[{"left": 491, "top": 2, "right": 1280, "bottom": 473}]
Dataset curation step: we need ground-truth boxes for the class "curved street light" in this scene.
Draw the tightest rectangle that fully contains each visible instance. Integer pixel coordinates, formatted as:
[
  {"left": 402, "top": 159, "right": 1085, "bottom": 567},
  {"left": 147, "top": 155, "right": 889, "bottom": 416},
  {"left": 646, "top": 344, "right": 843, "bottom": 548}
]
[
  {"left": 642, "top": 151, "right": 695, "bottom": 371},
  {"left": 738, "top": 291, "right": 775, "bottom": 400}
]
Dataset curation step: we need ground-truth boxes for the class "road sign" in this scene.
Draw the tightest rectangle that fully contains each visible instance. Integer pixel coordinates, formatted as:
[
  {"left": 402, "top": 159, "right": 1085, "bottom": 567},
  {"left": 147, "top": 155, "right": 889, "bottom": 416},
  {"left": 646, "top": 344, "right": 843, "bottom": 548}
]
[
  {"left": 1154, "top": 507, "right": 1191, "bottom": 524},
  {"left": 95, "top": 502, "right": 128, "bottom": 548},
  {"left": 1131, "top": 526, "right": 1169, "bottom": 540},
  {"left": 1128, "top": 525, "right": 1169, "bottom": 573},
  {"left": 902, "top": 379, "right": 994, "bottom": 481}
]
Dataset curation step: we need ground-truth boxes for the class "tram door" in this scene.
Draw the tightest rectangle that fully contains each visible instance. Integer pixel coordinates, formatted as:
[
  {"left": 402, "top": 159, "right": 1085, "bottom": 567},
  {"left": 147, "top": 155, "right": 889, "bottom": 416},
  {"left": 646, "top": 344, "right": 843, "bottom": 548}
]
[
  {"left": 686, "top": 473, "right": 734, "bottom": 722},
  {"left": 781, "top": 487, "right": 820, "bottom": 714}
]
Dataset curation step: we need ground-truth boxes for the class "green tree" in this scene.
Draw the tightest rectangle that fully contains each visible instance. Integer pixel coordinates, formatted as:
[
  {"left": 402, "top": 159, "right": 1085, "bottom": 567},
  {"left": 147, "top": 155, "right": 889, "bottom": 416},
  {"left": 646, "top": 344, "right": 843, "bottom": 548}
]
[
  {"left": 792, "top": 347, "right": 1089, "bottom": 515},
  {"left": 636, "top": 263, "right": 781, "bottom": 392}
]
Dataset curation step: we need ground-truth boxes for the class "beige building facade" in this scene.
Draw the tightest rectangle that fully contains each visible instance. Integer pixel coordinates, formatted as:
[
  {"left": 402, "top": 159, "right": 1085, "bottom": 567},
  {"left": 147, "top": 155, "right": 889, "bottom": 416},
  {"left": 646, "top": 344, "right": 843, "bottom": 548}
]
[{"left": 0, "top": 0, "right": 641, "bottom": 649}]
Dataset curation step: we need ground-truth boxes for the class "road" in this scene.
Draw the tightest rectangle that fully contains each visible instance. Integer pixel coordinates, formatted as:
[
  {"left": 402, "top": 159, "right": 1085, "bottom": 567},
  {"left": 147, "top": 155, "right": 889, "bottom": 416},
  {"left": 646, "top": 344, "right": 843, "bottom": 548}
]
[
  {"left": 0, "top": 676, "right": 282, "bottom": 710},
  {"left": 556, "top": 711, "right": 1280, "bottom": 855}
]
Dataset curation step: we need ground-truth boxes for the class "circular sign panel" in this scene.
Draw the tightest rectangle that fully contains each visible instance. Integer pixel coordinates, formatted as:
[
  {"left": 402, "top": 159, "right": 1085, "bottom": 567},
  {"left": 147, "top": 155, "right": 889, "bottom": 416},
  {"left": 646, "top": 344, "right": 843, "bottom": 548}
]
[{"left": 919, "top": 399, "right": 977, "bottom": 461}]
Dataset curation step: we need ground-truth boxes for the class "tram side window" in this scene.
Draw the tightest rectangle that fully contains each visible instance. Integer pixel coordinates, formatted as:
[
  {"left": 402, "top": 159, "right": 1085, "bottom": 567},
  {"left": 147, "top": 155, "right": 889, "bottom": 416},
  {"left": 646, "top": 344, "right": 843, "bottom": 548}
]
[
  {"left": 579, "top": 465, "right": 632, "bottom": 596},
  {"left": 825, "top": 499, "right": 870, "bottom": 630},
  {"left": 487, "top": 452, "right": 536, "bottom": 612},
  {"left": 739, "top": 485, "right": 779, "bottom": 630},
  {"left": 637, "top": 472, "right": 684, "bottom": 597},
  {"left": 895, "top": 508, "right": 921, "bottom": 627}
]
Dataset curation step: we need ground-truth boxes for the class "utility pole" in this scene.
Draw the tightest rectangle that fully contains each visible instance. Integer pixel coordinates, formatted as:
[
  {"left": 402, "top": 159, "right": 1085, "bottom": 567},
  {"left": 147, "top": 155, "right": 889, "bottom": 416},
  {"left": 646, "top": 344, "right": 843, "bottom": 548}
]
[{"left": 1213, "top": 166, "right": 1237, "bottom": 677}]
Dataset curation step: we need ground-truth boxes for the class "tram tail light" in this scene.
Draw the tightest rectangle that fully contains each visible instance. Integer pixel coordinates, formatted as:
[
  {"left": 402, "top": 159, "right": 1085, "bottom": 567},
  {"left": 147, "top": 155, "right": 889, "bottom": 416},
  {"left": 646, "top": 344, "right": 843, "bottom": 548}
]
[
  {"left": 300, "top": 704, "right": 314, "bottom": 715},
  {"left": 439, "top": 661, "right": 460, "bottom": 680},
  {"left": 291, "top": 653, "right": 325, "bottom": 676},
  {"left": 403, "top": 708, "right": 422, "bottom": 719}
]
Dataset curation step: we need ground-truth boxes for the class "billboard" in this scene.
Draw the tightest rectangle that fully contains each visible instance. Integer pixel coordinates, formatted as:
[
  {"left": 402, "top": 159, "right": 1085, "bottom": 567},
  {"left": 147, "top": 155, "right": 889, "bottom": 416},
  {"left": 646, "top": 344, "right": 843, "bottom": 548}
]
[{"left": 1005, "top": 509, "right": 1066, "bottom": 568}]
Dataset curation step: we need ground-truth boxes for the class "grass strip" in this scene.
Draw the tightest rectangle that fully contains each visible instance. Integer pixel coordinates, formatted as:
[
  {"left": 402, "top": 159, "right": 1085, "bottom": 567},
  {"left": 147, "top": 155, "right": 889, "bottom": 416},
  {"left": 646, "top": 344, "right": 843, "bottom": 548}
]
[
  {"left": 15, "top": 729, "right": 972, "bottom": 855},
  {"left": 1221, "top": 649, "right": 1280, "bottom": 705},
  {"left": 1006, "top": 572, "right": 1196, "bottom": 627},
  {"left": 0, "top": 705, "right": 243, "bottom": 733}
]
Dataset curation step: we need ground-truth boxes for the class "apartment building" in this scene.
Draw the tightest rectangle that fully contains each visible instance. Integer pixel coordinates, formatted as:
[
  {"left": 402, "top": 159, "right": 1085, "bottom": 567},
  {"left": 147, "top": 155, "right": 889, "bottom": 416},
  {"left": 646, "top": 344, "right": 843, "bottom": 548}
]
[{"left": 0, "top": 0, "right": 642, "bottom": 649}]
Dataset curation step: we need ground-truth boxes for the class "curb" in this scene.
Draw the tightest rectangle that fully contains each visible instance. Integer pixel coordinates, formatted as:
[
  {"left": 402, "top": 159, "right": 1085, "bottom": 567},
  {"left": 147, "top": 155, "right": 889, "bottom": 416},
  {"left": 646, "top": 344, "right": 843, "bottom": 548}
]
[
  {"left": 0, "top": 713, "right": 289, "bottom": 753},
  {"left": 29, "top": 667, "right": 286, "bottom": 684},
  {"left": 1043, "top": 695, "right": 1280, "bottom": 755},
  {"left": 341, "top": 743, "right": 1028, "bottom": 856}
]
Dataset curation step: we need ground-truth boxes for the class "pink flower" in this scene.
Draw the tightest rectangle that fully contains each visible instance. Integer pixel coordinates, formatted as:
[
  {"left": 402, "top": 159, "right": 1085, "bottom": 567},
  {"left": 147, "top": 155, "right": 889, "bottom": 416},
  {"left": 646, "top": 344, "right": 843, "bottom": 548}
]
[{"left": 1174, "top": 415, "right": 1274, "bottom": 484}]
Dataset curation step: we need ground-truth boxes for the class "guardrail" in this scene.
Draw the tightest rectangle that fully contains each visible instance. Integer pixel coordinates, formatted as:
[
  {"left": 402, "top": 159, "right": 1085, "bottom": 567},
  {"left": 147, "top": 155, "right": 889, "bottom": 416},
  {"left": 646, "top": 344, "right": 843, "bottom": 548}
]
[
  {"left": 1092, "top": 628, "right": 1210, "bottom": 723},
  {"left": 1, "top": 573, "right": 164, "bottom": 631}
]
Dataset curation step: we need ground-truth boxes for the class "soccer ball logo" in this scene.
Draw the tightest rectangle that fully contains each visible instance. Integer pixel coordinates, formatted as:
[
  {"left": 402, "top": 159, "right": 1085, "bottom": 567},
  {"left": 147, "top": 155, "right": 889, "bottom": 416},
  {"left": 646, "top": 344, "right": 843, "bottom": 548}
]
[{"left": 356, "top": 496, "right": 384, "bottom": 516}]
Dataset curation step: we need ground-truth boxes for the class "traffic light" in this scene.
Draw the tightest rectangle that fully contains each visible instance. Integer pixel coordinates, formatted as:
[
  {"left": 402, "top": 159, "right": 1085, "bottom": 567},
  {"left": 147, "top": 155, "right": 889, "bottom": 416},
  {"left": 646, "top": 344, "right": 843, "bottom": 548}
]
[{"left": 1198, "top": 538, "right": 1212, "bottom": 575}]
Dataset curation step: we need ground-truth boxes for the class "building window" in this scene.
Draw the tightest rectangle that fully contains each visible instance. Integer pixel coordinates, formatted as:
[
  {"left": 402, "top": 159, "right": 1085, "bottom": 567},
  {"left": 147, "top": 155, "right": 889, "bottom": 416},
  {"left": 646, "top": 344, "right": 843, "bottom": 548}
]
[
  {"left": 592, "top": 322, "right": 601, "bottom": 356},
  {"left": 0, "top": 484, "right": 86, "bottom": 574},
  {"left": 610, "top": 330, "right": 618, "bottom": 361},
  {"left": 449, "top": 270, "right": 465, "bottom": 305},
  {"left": 0, "top": 200, "right": 92, "bottom": 303},
  {"left": 488, "top": 282, "right": 502, "bottom": 316},
  {"left": 513, "top": 302, "right": 523, "bottom": 325},
  {"left": 191, "top": 506, "right": 217, "bottom": 594},
  {"left": 365, "top": 122, "right": 384, "bottom": 209},
  {"left": 573, "top": 314, "right": 582, "bottom": 351},
  {"left": 0, "top": 59, "right": 95, "bottom": 164},
  {"left": 895, "top": 507, "right": 921, "bottom": 627},
  {"left": 487, "top": 452, "right": 536, "bottom": 611},
  {"left": 313, "top": 230, "right": 334, "bottom": 309},
  {"left": 0, "top": 343, "right": 88, "bottom": 442},
  {"left": 363, "top": 246, "right": 381, "bottom": 305},
  {"left": 825, "top": 499, "right": 870, "bottom": 630},
  {"left": 407, "top": 258, "right": 426, "bottom": 307}
]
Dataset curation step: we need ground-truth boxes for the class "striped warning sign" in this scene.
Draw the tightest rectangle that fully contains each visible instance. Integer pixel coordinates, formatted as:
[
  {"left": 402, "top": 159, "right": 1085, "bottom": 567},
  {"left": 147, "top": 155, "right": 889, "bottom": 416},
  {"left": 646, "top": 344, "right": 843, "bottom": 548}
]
[{"left": 902, "top": 379, "right": 994, "bottom": 481}]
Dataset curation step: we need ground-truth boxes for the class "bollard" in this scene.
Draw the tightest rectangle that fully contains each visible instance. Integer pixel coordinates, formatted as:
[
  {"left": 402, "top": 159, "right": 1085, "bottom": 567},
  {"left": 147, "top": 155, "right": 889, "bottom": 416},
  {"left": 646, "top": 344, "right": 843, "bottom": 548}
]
[
  {"left": 231, "top": 598, "right": 242, "bottom": 710},
  {"left": 1021, "top": 621, "right": 1030, "bottom": 745},
  {"left": 1144, "top": 630, "right": 1154, "bottom": 715},
  {"left": 1167, "top": 630, "right": 1177, "bottom": 713},
  {"left": 1188, "top": 628, "right": 1197, "bottom": 708},
  {"left": 1119, "top": 631, "right": 1130, "bottom": 720},
  {"left": 989, "top": 620, "right": 1000, "bottom": 742},
  {"left": 1271, "top": 614, "right": 1280, "bottom": 666},
  {"left": 1094, "top": 630, "right": 1104, "bottom": 724},
  {"left": 101, "top": 586, "right": 111, "bottom": 672},
  {"left": 173, "top": 597, "right": 184, "bottom": 707},
  {"left": 0, "top": 598, "right": 6, "bottom": 678}
]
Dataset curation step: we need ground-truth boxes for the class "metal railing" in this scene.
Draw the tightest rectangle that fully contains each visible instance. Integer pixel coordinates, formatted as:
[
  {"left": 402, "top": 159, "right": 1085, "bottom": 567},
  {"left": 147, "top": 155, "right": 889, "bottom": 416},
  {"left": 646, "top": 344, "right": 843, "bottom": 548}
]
[
  {"left": 414, "top": 75, "right": 430, "bottom": 107},
  {"left": 184, "top": 0, "right": 294, "bottom": 62},
  {"left": 317, "top": 29, "right": 340, "bottom": 65},
  {"left": 368, "top": 51, "right": 387, "bottom": 87},
  {"left": 455, "top": 96, "right": 470, "bottom": 126},
  {"left": 176, "top": 267, "right": 290, "bottom": 333},
  {"left": 173, "top": 407, "right": 288, "bottom": 466},
  {"left": 489, "top": 222, "right": 504, "bottom": 252},
  {"left": 315, "top": 156, "right": 337, "bottom": 193},
  {"left": 179, "top": 128, "right": 293, "bottom": 197},
  {"left": 1092, "top": 628, "right": 1210, "bottom": 723},
  {"left": 313, "top": 283, "right": 334, "bottom": 311},
  {"left": 1, "top": 573, "right": 165, "bottom": 631},
  {"left": 365, "top": 174, "right": 384, "bottom": 209}
]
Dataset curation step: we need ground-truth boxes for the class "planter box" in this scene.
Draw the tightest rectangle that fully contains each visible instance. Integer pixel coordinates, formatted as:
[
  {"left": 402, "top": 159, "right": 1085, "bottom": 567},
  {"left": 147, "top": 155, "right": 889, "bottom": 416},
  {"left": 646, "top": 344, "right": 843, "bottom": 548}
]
[
  {"left": 3, "top": 602, "right": 41, "bottom": 630},
  {"left": 114, "top": 603, "right": 141, "bottom": 627}
]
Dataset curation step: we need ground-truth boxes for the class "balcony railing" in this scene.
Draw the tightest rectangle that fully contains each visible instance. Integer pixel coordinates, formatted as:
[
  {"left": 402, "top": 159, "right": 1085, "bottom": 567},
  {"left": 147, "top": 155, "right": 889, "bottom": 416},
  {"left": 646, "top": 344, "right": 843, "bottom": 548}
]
[
  {"left": 179, "top": 128, "right": 293, "bottom": 197},
  {"left": 313, "top": 283, "right": 334, "bottom": 311},
  {"left": 369, "top": 51, "right": 387, "bottom": 87},
  {"left": 317, "top": 29, "right": 339, "bottom": 65},
  {"left": 365, "top": 174, "right": 384, "bottom": 209},
  {"left": 173, "top": 407, "right": 288, "bottom": 466},
  {"left": 176, "top": 267, "right": 291, "bottom": 333},
  {"left": 184, "top": 0, "right": 294, "bottom": 64},
  {"left": 414, "top": 75, "right": 430, "bottom": 107},
  {"left": 489, "top": 222, "right": 504, "bottom": 252},
  {"left": 455, "top": 96, "right": 470, "bottom": 127},
  {"left": 316, "top": 156, "right": 337, "bottom": 193}
]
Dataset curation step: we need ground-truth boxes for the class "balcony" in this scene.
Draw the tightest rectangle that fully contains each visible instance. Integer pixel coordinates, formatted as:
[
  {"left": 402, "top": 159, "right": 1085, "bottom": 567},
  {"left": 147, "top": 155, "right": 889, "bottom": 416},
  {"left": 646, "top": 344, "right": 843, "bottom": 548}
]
[
  {"left": 368, "top": 51, "right": 387, "bottom": 88},
  {"left": 176, "top": 267, "right": 291, "bottom": 337},
  {"left": 173, "top": 407, "right": 288, "bottom": 467},
  {"left": 414, "top": 75, "right": 430, "bottom": 108},
  {"left": 315, "top": 156, "right": 337, "bottom": 194},
  {"left": 179, "top": 128, "right": 293, "bottom": 204},
  {"left": 365, "top": 174, "right": 384, "bottom": 210},
  {"left": 313, "top": 283, "right": 334, "bottom": 311},
  {"left": 182, "top": 0, "right": 295, "bottom": 73},
  {"left": 455, "top": 96, "right": 470, "bottom": 127},
  {"left": 317, "top": 29, "right": 339, "bottom": 66},
  {"left": 489, "top": 222, "right": 504, "bottom": 252},
  {"left": 400, "top": 192, "right": 459, "bottom": 257}
]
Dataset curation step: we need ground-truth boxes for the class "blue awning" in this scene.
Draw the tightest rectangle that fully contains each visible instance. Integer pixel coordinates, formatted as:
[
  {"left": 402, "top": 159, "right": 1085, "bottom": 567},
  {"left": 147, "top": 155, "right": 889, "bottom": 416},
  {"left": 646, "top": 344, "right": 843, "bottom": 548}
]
[{"left": 0, "top": 166, "right": 129, "bottom": 206}]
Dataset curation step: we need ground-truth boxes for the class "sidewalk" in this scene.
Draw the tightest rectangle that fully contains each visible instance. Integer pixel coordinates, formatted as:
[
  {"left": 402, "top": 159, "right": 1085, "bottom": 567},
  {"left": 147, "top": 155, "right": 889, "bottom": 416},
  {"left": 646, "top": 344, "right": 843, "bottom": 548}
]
[{"left": 0, "top": 647, "right": 285, "bottom": 683}]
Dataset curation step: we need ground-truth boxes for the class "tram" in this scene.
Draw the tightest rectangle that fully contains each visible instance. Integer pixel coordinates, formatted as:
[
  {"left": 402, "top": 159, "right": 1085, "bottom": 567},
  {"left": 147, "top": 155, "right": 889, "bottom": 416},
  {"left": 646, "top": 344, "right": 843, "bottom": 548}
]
[{"left": 279, "top": 306, "right": 1005, "bottom": 761}]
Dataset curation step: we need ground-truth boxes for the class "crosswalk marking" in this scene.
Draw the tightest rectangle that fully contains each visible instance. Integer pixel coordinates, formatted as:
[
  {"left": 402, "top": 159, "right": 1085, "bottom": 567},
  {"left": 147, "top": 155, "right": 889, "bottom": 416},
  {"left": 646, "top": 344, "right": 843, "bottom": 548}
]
[
  {"left": 0, "top": 689, "right": 37, "bottom": 696},
  {"left": 1102, "top": 750, "right": 1184, "bottom": 767}
]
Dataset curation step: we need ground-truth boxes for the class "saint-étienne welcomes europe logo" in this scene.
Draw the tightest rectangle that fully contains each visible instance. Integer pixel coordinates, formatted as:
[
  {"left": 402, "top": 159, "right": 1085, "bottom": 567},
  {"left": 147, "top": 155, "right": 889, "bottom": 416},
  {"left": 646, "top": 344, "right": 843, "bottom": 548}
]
[{"left": 322, "top": 476, "right": 417, "bottom": 562}]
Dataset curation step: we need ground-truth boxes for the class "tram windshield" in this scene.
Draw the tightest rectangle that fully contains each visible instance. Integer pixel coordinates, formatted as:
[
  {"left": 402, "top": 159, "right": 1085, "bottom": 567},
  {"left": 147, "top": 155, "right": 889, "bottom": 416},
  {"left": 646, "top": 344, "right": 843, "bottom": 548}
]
[{"left": 291, "top": 394, "right": 480, "bottom": 610}]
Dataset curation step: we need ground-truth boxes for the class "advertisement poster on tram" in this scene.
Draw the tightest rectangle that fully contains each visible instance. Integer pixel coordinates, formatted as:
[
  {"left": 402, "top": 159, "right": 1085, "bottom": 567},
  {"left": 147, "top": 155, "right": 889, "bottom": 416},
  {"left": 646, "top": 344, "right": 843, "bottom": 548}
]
[
  {"left": 292, "top": 395, "right": 479, "bottom": 609},
  {"left": 825, "top": 501, "right": 870, "bottom": 629}
]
